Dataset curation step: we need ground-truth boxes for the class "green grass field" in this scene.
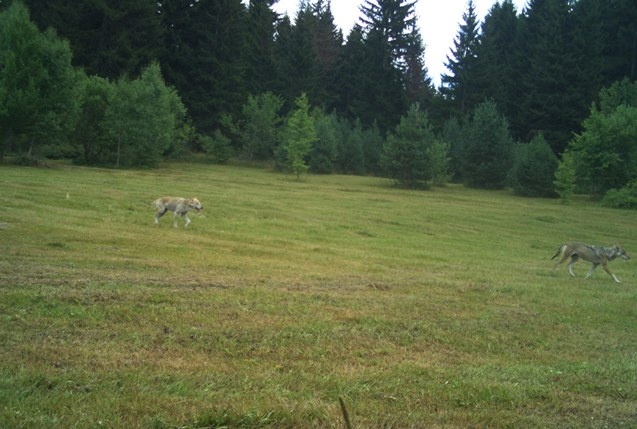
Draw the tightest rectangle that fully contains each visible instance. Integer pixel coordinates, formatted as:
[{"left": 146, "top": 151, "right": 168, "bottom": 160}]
[{"left": 0, "top": 162, "right": 635, "bottom": 428}]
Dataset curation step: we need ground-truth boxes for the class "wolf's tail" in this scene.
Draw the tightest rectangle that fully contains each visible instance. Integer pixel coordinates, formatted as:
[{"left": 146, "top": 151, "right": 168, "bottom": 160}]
[{"left": 550, "top": 245, "right": 564, "bottom": 260}]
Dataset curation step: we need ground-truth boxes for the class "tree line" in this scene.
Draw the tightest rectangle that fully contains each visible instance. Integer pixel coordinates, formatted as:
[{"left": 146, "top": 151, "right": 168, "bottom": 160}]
[{"left": 0, "top": 0, "right": 636, "bottom": 206}]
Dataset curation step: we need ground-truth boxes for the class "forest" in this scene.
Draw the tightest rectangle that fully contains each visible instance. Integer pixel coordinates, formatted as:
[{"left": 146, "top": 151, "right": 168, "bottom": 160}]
[{"left": 0, "top": 0, "right": 636, "bottom": 205}]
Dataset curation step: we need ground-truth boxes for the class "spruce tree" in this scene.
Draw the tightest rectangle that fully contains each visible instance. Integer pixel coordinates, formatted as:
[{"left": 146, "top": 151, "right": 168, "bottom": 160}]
[
  {"left": 441, "top": 0, "right": 481, "bottom": 116},
  {"left": 283, "top": 93, "right": 316, "bottom": 179},
  {"left": 463, "top": 100, "right": 513, "bottom": 189},
  {"left": 381, "top": 103, "right": 447, "bottom": 188},
  {"left": 517, "top": 0, "right": 581, "bottom": 154},
  {"left": 511, "top": 134, "right": 559, "bottom": 197},
  {"left": 27, "top": 0, "right": 164, "bottom": 79},
  {"left": 355, "top": 0, "right": 418, "bottom": 131},
  {"left": 244, "top": 0, "right": 279, "bottom": 95},
  {"left": 161, "top": 0, "right": 248, "bottom": 135},
  {"left": 474, "top": 1, "right": 520, "bottom": 131}
]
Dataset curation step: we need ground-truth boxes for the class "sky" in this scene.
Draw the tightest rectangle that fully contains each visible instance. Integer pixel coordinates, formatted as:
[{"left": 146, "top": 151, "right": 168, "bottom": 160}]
[{"left": 267, "top": 0, "right": 529, "bottom": 87}]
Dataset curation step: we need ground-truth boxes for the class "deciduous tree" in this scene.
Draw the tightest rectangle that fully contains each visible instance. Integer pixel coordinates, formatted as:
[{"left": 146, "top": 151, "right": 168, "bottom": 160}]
[{"left": 0, "top": 1, "right": 79, "bottom": 161}]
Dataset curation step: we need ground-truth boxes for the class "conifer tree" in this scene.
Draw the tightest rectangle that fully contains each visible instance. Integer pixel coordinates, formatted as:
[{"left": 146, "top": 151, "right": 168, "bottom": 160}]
[
  {"left": 474, "top": 1, "right": 520, "bottom": 131},
  {"left": 244, "top": 0, "right": 279, "bottom": 95},
  {"left": 283, "top": 93, "right": 316, "bottom": 179},
  {"left": 350, "top": 0, "right": 419, "bottom": 131},
  {"left": 161, "top": 0, "right": 248, "bottom": 135},
  {"left": 26, "top": 0, "right": 164, "bottom": 79},
  {"left": 381, "top": 103, "right": 447, "bottom": 188},
  {"left": 511, "top": 134, "right": 558, "bottom": 197},
  {"left": 517, "top": 0, "right": 580, "bottom": 154},
  {"left": 463, "top": 100, "right": 513, "bottom": 189},
  {"left": 441, "top": 0, "right": 481, "bottom": 116}
]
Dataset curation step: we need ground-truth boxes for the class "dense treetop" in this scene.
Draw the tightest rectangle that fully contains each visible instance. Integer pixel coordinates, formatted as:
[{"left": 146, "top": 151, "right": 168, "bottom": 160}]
[
  {"left": 1, "top": 0, "right": 636, "bottom": 202},
  {"left": 6, "top": 0, "right": 633, "bottom": 149}
]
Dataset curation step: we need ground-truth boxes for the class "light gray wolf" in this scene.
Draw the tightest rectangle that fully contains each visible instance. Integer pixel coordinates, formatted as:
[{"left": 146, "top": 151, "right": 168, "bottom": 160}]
[
  {"left": 551, "top": 243, "right": 630, "bottom": 283},
  {"left": 153, "top": 197, "right": 203, "bottom": 228}
]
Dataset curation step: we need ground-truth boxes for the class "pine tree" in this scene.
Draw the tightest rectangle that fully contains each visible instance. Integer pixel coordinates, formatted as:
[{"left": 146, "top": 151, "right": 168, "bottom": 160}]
[
  {"left": 441, "top": 0, "right": 481, "bottom": 116},
  {"left": 244, "top": 0, "right": 279, "bottom": 95},
  {"left": 403, "top": 23, "right": 435, "bottom": 109},
  {"left": 381, "top": 103, "right": 447, "bottom": 188},
  {"left": 283, "top": 93, "right": 316, "bottom": 179},
  {"left": 161, "top": 0, "right": 248, "bottom": 135},
  {"left": 474, "top": 1, "right": 520, "bottom": 131},
  {"left": 334, "top": 25, "right": 368, "bottom": 120},
  {"left": 27, "top": 0, "right": 164, "bottom": 79},
  {"left": 311, "top": 0, "right": 344, "bottom": 112},
  {"left": 274, "top": 4, "right": 319, "bottom": 107},
  {"left": 517, "top": 0, "right": 581, "bottom": 154},
  {"left": 354, "top": 0, "right": 418, "bottom": 131},
  {"left": 463, "top": 100, "right": 513, "bottom": 189},
  {"left": 511, "top": 134, "right": 559, "bottom": 197},
  {"left": 239, "top": 92, "right": 283, "bottom": 160},
  {"left": 602, "top": 0, "right": 637, "bottom": 83}
]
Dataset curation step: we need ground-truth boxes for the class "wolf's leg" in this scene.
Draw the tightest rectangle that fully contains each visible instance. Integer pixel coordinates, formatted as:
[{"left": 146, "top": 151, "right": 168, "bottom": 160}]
[
  {"left": 183, "top": 213, "right": 191, "bottom": 228},
  {"left": 173, "top": 212, "right": 179, "bottom": 228},
  {"left": 155, "top": 209, "right": 167, "bottom": 224},
  {"left": 567, "top": 255, "right": 579, "bottom": 277},
  {"left": 585, "top": 263, "right": 598, "bottom": 279},
  {"left": 600, "top": 261, "right": 621, "bottom": 283}
]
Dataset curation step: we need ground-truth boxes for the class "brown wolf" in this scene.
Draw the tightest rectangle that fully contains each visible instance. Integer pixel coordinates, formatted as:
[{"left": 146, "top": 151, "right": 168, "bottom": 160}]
[
  {"left": 551, "top": 243, "right": 630, "bottom": 283},
  {"left": 153, "top": 197, "right": 202, "bottom": 228}
]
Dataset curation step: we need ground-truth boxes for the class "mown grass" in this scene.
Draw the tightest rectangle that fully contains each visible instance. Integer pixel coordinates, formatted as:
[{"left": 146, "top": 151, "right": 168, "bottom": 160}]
[{"left": 0, "top": 162, "right": 635, "bottom": 428}]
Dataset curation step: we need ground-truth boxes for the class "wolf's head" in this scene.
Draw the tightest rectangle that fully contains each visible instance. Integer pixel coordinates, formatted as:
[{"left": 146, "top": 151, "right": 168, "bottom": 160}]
[
  {"left": 614, "top": 244, "right": 630, "bottom": 260},
  {"left": 189, "top": 198, "right": 203, "bottom": 211}
]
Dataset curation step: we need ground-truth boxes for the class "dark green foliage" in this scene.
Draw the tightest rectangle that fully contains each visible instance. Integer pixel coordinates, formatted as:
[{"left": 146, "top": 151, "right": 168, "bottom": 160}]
[
  {"left": 553, "top": 150, "right": 576, "bottom": 203},
  {"left": 4, "top": 0, "right": 637, "bottom": 181},
  {"left": 101, "top": 63, "right": 186, "bottom": 168},
  {"left": 602, "top": 181, "right": 637, "bottom": 209},
  {"left": 361, "top": 122, "right": 385, "bottom": 176},
  {"left": 567, "top": 105, "right": 637, "bottom": 195},
  {"left": 443, "top": 117, "right": 467, "bottom": 182},
  {"left": 516, "top": 0, "right": 583, "bottom": 154},
  {"left": 563, "top": 79, "right": 637, "bottom": 195},
  {"left": 463, "top": 100, "right": 513, "bottom": 189},
  {"left": 338, "top": 121, "right": 366, "bottom": 176},
  {"left": 474, "top": 1, "right": 520, "bottom": 130},
  {"left": 73, "top": 74, "right": 113, "bottom": 165},
  {"left": 274, "top": 8, "right": 318, "bottom": 108},
  {"left": 441, "top": 0, "right": 481, "bottom": 116},
  {"left": 511, "top": 134, "right": 558, "bottom": 197},
  {"left": 282, "top": 94, "right": 316, "bottom": 178},
  {"left": 0, "top": 1, "right": 79, "bottom": 161},
  {"left": 26, "top": 0, "right": 165, "bottom": 79},
  {"left": 244, "top": 0, "right": 279, "bottom": 95},
  {"left": 310, "top": 112, "right": 339, "bottom": 174},
  {"left": 239, "top": 92, "right": 284, "bottom": 160},
  {"left": 161, "top": 0, "right": 248, "bottom": 135},
  {"left": 202, "top": 130, "right": 233, "bottom": 164},
  {"left": 353, "top": 0, "right": 419, "bottom": 131},
  {"left": 601, "top": 0, "right": 637, "bottom": 83},
  {"left": 381, "top": 103, "right": 448, "bottom": 188}
]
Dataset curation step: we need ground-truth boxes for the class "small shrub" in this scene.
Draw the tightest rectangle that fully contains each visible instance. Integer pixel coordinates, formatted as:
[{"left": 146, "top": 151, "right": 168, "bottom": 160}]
[
  {"left": 511, "top": 134, "right": 558, "bottom": 198},
  {"left": 601, "top": 182, "right": 637, "bottom": 209},
  {"left": 201, "top": 130, "right": 233, "bottom": 164}
]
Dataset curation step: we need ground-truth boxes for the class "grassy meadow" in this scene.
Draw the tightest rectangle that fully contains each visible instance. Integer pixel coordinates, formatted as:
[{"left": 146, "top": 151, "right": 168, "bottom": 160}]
[{"left": 0, "top": 162, "right": 635, "bottom": 428}]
